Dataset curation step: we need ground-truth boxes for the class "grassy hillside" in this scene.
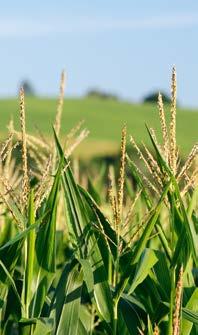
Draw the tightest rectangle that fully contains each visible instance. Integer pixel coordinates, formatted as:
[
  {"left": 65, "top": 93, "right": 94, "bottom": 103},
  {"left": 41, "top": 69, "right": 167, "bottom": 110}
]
[{"left": 0, "top": 97, "right": 197, "bottom": 158}]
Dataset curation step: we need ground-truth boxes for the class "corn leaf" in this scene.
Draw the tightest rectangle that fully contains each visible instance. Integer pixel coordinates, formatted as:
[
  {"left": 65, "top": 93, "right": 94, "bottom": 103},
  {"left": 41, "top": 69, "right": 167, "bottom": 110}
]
[
  {"left": 54, "top": 129, "right": 114, "bottom": 326},
  {"left": 30, "top": 159, "right": 63, "bottom": 317},
  {"left": 127, "top": 248, "right": 158, "bottom": 295}
]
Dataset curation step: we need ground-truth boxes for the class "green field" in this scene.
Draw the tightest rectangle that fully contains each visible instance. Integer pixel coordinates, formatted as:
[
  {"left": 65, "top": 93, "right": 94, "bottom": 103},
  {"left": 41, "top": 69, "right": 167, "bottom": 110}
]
[{"left": 0, "top": 97, "right": 197, "bottom": 157}]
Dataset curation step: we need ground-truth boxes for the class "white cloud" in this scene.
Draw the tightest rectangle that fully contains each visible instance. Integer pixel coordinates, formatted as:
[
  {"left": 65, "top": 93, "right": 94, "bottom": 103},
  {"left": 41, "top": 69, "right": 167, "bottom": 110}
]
[
  {"left": 101, "top": 13, "right": 198, "bottom": 30},
  {"left": 0, "top": 12, "right": 197, "bottom": 37},
  {"left": 0, "top": 19, "right": 53, "bottom": 37}
]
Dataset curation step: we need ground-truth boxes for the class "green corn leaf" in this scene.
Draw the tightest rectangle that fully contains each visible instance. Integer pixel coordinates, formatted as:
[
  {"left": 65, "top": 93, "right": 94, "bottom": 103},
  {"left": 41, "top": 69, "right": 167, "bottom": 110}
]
[
  {"left": 33, "top": 318, "right": 54, "bottom": 335},
  {"left": 0, "top": 259, "right": 22, "bottom": 308},
  {"left": 146, "top": 125, "right": 198, "bottom": 266},
  {"left": 79, "top": 304, "right": 94, "bottom": 334},
  {"left": 30, "top": 158, "right": 63, "bottom": 318},
  {"left": 115, "top": 180, "right": 171, "bottom": 302},
  {"left": 0, "top": 209, "right": 50, "bottom": 251},
  {"left": 22, "top": 189, "right": 36, "bottom": 318},
  {"left": 187, "top": 187, "right": 198, "bottom": 218},
  {"left": 87, "top": 177, "right": 101, "bottom": 205},
  {"left": 79, "top": 186, "right": 117, "bottom": 261},
  {"left": 170, "top": 188, "right": 198, "bottom": 268},
  {"left": 49, "top": 261, "right": 76, "bottom": 329},
  {"left": 153, "top": 250, "right": 171, "bottom": 301},
  {"left": 19, "top": 317, "right": 54, "bottom": 335},
  {"left": 0, "top": 219, "right": 15, "bottom": 247},
  {"left": 182, "top": 307, "right": 198, "bottom": 325},
  {"left": 118, "top": 295, "right": 145, "bottom": 335},
  {"left": 0, "top": 224, "right": 25, "bottom": 326},
  {"left": 127, "top": 248, "right": 158, "bottom": 295},
  {"left": 53, "top": 129, "right": 114, "bottom": 326},
  {"left": 182, "top": 288, "right": 198, "bottom": 334},
  {"left": 127, "top": 157, "right": 172, "bottom": 262},
  {"left": 52, "top": 263, "right": 83, "bottom": 335},
  {"left": 77, "top": 320, "right": 88, "bottom": 335},
  {"left": 78, "top": 258, "right": 94, "bottom": 297}
]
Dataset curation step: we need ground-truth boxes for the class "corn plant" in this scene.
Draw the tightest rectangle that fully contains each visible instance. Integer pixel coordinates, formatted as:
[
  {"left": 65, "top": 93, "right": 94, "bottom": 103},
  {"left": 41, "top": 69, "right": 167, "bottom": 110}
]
[{"left": 0, "top": 69, "right": 197, "bottom": 335}]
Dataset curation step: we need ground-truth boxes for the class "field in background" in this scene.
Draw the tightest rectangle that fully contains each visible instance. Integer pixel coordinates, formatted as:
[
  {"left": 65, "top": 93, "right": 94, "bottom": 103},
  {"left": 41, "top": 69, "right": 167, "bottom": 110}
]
[{"left": 0, "top": 97, "right": 197, "bottom": 158}]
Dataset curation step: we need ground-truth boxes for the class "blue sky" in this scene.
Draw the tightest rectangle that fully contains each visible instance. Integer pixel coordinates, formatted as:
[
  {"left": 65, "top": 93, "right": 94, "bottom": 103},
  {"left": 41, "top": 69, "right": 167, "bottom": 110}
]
[{"left": 1, "top": 0, "right": 198, "bottom": 106}]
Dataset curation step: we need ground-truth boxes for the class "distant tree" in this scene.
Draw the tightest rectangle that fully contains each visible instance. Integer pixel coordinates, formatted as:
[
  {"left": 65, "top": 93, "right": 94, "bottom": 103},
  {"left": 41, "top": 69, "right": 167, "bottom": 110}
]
[
  {"left": 86, "top": 88, "right": 119, "bottom": 101},
  {"left": 19, "top": 80, "right": 35, "bottom": 96},
  {"left": 143, "top": 91, "right": 171, "bottom": 104}
]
